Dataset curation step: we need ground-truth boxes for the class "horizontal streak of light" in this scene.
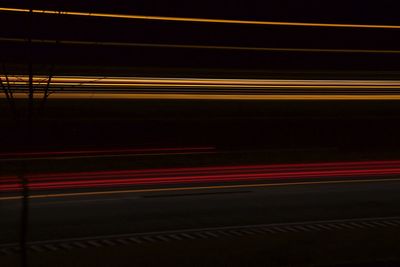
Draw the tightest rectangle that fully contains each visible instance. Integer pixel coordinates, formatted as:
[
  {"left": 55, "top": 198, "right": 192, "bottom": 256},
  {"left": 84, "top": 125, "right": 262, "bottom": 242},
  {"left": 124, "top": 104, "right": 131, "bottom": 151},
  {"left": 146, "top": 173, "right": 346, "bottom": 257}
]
[
  {"left": 1, "top": 7, "right": 400, "bottom": 29},
  {"left": 3, "top": 160, "right": 400, "bottom": 192},
  {"left": 2, "top": 177, "right": 400, "bottom": 201},
  {"left": 9, "top": 83, "right": 400, "bottom": 89},
  {"left": 5, "top": 76, "right": 400, "bottom": 100},
  {"left": 7, "top": 83, "right": 400, "bottom": 89},
  {"left": 0, "top": 146, "right": 214, "bottom": 159},
  {"left": 0, "top": 152, "right": 215, "bottom": 163},
  {"left": 4, "top": 166, "right": 395, "bottom": 183},
  {"left": 5, "top": 168, "right": 400, "bottom": 191},
  {"left": 6, "top": 92, "right": 400, "bottom": 100},
  {"left": 30, "top": 160, "right": 400, "bottom": 175},
  {"left": 4, "top": 75, "right": 400, "bottom": 86},
  {"left": 3, "top": 160, "right": 400, "bottom": 182},
  {"left": 1, "top": 38, "right": 400, "bottom": 54}
]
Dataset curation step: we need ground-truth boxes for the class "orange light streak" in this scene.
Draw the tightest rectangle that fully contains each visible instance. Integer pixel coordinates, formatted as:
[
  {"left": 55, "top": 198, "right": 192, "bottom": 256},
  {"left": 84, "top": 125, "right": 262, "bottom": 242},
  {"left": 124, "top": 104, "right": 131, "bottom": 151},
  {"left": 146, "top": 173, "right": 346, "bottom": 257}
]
[
  {"left": 4, "top": 75, "right": 400, "bottom": 100},
  {"left": 1, "top": 7, "right": 400, "bottom": 29}
]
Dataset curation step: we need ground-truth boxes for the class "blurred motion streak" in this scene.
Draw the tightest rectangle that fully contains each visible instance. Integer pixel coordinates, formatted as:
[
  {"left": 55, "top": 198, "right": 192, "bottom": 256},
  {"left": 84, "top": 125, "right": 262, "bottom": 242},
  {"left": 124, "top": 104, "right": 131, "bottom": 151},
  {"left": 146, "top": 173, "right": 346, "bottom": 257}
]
[
  {"left": 2, "top": 38, "right": 400, "bottom": 54},
  {"left": 4, "top": 75, "right": 400, "bottom": 100},
  {"left": 0, "top": 147, "right": 215, "bottom": 160},
  {"left": 1, "top": 7, "right": 400, "bottom": 29},
  {"left": 2, "top": 160, "right": 400, "bottom": 194}
]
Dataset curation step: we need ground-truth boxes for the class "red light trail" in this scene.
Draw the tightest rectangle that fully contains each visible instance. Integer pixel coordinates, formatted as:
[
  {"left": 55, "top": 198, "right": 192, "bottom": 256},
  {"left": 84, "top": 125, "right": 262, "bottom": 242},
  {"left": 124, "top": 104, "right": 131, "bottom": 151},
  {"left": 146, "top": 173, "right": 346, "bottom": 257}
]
[
  {"left": 0, "top": 146, "right": 215, "bottom": 160},
  {"left": 2, "top": 160, "right": 400, "bottom": 193}
]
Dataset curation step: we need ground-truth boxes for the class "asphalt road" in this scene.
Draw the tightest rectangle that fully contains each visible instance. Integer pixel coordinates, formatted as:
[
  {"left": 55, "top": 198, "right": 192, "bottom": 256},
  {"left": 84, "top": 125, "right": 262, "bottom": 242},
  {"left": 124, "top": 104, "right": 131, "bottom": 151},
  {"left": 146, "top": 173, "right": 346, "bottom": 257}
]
[{"left": 2, "top": 177, "right": 400, "bottom": 244}]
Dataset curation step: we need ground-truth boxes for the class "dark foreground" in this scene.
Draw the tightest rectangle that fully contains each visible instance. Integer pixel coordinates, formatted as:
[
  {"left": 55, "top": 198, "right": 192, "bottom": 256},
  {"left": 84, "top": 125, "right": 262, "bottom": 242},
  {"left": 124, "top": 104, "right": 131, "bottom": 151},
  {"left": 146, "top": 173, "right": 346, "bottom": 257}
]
[
  {"left": 2, "top": 99, "right": 400, "bottom": 266},
  {"left": 2, "top": 175, "right": 400, "bottom": 266}
]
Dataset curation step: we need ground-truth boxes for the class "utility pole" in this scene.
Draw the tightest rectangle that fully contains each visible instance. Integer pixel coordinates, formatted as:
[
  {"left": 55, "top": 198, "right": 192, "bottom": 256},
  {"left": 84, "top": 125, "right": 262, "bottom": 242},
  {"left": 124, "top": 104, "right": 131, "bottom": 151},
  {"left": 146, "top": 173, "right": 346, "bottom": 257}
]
[
  {"left": 1, "top": 5, "right": 61, "bottom": 265},
  {"left": 19, "top": 4, "right": 34, "bottom": 267}
]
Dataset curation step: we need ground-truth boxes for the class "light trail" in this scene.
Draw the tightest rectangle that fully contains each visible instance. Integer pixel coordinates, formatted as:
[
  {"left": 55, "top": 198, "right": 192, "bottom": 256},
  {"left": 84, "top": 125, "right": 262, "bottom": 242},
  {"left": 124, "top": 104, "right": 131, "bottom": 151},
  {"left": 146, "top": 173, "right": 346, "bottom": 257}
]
[
  {"left": 3, "top": 75, "right": 400, "bottom": 100},
  {"left": 1, "top": 7, "right": 400, "bottom": 29},
  {"left": 1, "top": 37, "right": 400, "bottom": 54},
  {"left": 5, "top": 75, "right": 400, "bottom": 86},
  {"left": 0, "top": 146, "right": 215, "bottom": 160},
  {"left": 2, "top": 160, "right": 400, "bottom": 194},
  {"left": 2, "top": 177, "right": 400, "bottom": 201},
  {"left": 7, "top": 93, "right": 400, "bottom": 100}
]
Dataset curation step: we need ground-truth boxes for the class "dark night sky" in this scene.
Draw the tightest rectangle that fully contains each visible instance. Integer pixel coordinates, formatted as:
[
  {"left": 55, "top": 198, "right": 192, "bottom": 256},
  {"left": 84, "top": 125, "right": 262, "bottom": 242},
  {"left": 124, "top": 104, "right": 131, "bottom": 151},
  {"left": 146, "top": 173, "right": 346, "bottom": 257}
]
[
  {"left": 1, "top": 1, "right": 400, "bottom": 74},
  {"left": 2, "top": 1, "right": 400, "bottom": 153}
]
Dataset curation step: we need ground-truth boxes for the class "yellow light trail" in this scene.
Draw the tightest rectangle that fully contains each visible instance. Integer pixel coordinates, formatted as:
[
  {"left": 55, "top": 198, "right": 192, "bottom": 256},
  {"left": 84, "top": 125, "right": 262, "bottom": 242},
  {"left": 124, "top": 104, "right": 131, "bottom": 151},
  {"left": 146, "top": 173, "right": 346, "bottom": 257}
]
[
  {"left": 8, "top": 82, "right": 400, "bottom": 89},
  {"left": 1, "top": 7, "right": 400, "bottom": 29},
  {"left": 7, "top": 93, "right": 400, "bottom": 101},
  {"left": 1, "top": 177, "right": 400, "bottom": 201},
  {"left": 41, "top": 78, "right": 400, "bottom": 86},
  {"left": 4, "top": 76, "right": 400, "bottom": 100},
  {"left": 2, "top": 37, "right": 400, "bottom": 54},
  {"left": 4, "top": 75, "right": 400, "bottom": 87}
]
